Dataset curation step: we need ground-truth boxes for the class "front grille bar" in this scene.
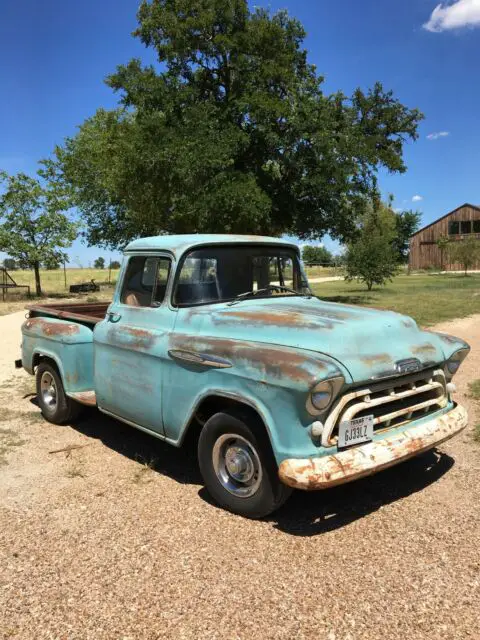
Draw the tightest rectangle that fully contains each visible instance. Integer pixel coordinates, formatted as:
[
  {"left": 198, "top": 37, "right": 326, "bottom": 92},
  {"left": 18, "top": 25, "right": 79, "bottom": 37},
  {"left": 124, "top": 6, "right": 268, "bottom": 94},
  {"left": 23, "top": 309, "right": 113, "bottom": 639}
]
[{"left": 321, "top": 369, "right": 447, "bottom": 448}]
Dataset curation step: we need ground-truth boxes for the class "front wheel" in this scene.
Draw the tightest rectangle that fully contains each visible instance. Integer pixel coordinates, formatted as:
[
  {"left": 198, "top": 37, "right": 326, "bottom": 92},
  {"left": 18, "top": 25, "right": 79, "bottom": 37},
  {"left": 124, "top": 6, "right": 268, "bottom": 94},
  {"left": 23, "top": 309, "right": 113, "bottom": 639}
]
[
  {"left": 198, "top": 410, "right": 292, "bottom": 518},
  {"left": 36, "top": 362, "right": 82, "bottom": 425}
]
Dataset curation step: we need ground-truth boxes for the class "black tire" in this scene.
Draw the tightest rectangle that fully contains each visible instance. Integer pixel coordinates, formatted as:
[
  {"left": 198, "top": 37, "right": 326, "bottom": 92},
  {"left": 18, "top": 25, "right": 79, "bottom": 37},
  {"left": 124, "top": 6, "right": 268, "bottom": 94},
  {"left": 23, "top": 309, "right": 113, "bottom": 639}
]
[
  {"left": 36, "top": 362, "right": 82, "bottom": 425},
  {"left": 198, "top": 410, "right": 292, "bottom": 518}
]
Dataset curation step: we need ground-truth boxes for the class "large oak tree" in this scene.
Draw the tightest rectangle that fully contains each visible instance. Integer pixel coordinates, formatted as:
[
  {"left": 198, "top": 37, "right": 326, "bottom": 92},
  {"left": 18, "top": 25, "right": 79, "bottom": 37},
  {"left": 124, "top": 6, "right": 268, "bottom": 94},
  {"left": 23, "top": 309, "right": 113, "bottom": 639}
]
[{"left": 54, "top": 0, "right": 423, "bottom": 249}]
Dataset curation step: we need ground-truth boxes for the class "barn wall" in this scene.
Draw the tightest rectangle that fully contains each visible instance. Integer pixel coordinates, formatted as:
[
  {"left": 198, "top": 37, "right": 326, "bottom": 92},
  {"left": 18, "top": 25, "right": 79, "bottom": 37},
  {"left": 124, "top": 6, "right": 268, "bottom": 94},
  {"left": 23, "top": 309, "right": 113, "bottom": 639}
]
[{"left": 409, "top": 205, "right": 480, "bottom": 270}]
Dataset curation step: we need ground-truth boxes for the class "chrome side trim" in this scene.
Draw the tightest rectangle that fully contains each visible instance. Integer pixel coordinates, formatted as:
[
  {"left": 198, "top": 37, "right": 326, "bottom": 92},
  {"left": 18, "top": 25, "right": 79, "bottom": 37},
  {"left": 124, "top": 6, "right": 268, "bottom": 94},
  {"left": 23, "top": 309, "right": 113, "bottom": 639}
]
[{"left": 168, "top": 349, "right": 232, "bottom": 368}]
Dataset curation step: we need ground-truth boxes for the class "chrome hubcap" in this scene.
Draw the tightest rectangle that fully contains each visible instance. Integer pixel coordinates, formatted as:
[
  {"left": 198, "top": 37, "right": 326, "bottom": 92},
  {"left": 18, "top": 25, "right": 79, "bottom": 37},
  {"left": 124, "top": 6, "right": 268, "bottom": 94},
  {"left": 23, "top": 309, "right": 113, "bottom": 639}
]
[
  {"left": 212, "top": 434, "right": 262, "bottom": 498},
  {"left": 40, "top": 371, "right": 57, "bottom": 410}
]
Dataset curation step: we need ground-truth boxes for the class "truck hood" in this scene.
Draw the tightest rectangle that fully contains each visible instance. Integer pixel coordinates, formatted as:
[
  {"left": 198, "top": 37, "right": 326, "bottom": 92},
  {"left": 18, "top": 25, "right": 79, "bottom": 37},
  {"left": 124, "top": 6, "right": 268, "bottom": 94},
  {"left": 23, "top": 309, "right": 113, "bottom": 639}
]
[{"left": 192, "top": 297, "right": 454, "bottom": 383}]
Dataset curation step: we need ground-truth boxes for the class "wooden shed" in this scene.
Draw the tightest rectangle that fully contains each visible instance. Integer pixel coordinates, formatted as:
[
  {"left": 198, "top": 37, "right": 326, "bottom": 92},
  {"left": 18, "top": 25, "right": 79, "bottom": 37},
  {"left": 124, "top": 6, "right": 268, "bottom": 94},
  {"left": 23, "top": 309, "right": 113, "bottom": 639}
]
[{"left": 409, "top": 203, "right": 480, "bottom": 270}]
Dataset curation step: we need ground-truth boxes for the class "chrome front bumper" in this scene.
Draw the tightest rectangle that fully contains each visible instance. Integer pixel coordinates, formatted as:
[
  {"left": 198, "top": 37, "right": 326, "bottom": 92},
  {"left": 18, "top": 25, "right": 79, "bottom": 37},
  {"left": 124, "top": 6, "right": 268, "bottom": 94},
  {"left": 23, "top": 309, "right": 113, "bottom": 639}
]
[{"left": 278, "top": 403, "right": 468, "bottom": 490}]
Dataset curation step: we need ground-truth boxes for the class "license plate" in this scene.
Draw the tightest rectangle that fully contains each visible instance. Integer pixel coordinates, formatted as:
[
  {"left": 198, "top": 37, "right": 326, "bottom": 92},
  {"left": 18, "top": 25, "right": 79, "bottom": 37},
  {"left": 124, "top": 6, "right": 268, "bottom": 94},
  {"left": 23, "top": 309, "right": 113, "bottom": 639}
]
[{"left": 338, "top": 415, "right": 374, "bottom": 448}]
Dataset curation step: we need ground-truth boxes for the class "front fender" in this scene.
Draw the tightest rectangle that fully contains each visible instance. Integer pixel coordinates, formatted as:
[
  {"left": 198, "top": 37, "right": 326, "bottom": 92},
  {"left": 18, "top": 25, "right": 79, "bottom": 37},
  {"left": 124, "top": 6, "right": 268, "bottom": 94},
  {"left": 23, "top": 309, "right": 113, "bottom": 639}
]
[{"left": 163, "top": 335, "right": 349, "bottom": 463}]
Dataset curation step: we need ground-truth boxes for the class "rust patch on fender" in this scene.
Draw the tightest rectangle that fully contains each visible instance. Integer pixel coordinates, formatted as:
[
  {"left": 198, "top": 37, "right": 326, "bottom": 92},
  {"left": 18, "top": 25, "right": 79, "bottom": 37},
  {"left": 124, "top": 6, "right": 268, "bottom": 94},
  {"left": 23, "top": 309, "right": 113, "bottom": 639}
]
[
  {"left": 169, "top": 335, "right": 331, "bottom": 385},
  {"left": 24, "top": 318, "right": 80, "bottom": 336},
  {"left": 69, "top": 390, "right": 97, "bottom": 406}
]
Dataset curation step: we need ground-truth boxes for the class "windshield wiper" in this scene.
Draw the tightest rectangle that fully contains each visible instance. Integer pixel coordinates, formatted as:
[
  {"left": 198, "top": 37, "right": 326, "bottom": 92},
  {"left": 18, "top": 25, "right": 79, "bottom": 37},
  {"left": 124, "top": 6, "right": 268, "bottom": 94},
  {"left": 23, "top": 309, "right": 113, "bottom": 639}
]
[{"left": 228, "top": 284, "right": 312, "bottom": 306}]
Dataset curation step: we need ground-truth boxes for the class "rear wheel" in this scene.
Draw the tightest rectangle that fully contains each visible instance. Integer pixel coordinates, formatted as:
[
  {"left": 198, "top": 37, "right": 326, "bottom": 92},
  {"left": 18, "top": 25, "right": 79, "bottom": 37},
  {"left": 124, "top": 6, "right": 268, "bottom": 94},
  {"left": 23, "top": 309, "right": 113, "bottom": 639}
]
[
  {"left": 198, "top": 410, "right": 292, "bottom": 518},
  {"left": 36, "top": 362, "right": 82, "bottom": 425}
]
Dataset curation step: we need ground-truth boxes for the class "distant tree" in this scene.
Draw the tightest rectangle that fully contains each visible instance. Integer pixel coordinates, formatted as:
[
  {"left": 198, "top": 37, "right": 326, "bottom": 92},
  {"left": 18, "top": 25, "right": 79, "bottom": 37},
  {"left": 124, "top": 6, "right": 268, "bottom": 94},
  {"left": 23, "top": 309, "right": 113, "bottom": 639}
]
[
  {"left": 3, "top": 258, "right": 16, "bottom": 271},
  {"left": 51, "top": 0, "right": 422, "bottom": 249},
  {"left": 302, "top": 245, "right": 333, "bottom": 265},
  {"left": 345, "top": 203, "right": 398, "bottom": 290},
  {"left": 447, "top": 237, "right": 480, "bottom": 276},
  {"left": 436, "top": 235, "right": 450, "bottom": 271},
  {"left": 0, "top": 169, "right": 77, "bottom": 295},
  {"left": 94, "top": 257, "right": 105, "bottom": 269},
  {"left": 109, "top": 260, "right": 121, "bottom": 269},
  {"left": 43, "top": 256, "right": 61, "bottom": 270},
  {"left": 392, "top": 210, "right": 421, "bottom": 263}
]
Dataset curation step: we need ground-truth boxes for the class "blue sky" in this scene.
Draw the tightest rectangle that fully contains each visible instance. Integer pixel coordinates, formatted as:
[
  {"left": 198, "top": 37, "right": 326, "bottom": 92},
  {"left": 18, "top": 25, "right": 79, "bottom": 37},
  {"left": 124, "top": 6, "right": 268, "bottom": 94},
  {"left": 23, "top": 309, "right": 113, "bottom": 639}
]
[{"left": 1, "top": 0, "right": 479, "bottom": 263}]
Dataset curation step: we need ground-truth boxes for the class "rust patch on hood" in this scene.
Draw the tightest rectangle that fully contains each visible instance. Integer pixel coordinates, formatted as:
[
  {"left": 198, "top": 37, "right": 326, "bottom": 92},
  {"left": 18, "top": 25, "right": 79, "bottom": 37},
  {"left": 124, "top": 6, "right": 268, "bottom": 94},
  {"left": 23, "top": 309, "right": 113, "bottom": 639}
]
[
  {"left": 214, "top": 309, "right": 333, "bottom": 330},
  {"left": 411, "top": 343, "right": 437, "bottom": 355},
  {"left": 24, "top": 318, "right": 80, "bottom": 336},
  {"left": 360, "top": 353, "right": 393, "bottom": 367}
]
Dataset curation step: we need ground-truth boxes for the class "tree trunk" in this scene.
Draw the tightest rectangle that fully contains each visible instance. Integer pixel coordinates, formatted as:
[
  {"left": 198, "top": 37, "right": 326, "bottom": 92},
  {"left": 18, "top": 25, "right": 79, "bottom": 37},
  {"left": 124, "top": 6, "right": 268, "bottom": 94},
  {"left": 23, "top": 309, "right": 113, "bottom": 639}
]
[{"left": 33, "top": 261, "right": 42, "bottom": 296}]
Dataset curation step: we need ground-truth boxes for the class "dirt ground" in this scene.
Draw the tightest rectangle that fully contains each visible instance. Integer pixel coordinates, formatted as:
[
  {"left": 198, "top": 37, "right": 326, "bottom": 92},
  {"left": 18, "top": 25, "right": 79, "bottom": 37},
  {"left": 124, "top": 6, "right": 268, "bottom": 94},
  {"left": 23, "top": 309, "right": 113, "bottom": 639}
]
[{"left": 0, "top": 311, "right": 479, "bottom": 640}]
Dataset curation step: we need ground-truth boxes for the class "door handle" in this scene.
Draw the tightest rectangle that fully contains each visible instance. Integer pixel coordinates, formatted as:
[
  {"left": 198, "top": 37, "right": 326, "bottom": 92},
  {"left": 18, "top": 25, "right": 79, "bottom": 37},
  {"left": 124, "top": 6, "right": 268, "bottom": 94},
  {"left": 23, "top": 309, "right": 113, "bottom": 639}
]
[{"left": 106, "top": 311, "right": 122, "bottom": 323}]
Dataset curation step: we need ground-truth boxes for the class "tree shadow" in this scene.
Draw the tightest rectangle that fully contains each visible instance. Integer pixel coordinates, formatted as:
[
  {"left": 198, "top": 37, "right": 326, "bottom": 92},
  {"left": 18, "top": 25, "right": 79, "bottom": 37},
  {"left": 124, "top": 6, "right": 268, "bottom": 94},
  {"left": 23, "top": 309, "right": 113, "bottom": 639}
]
[
  {"left": 266, "top": 449, "right": 454, "bottom": 536},
  {"left": 43, "top": 405, "right": 203, "bottom": 486}
]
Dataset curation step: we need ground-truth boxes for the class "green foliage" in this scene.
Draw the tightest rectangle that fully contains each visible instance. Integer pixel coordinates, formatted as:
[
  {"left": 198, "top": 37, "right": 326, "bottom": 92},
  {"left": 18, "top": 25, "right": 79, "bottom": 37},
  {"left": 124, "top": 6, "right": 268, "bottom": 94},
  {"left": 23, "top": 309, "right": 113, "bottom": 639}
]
[
  {"left": 436, "top": 235, "right": 450, "bottom": 270},
  {"left": 94, "top": 256, "right": 106, "bottom": 269},
  {"left": 345, "top": 203, "right": 398, "bottom": 290},
  {"left": 302, "top": 245, "right": 333, "bottom": 265},
  {"left": 2, "top": 258, "right": 16, "bottom": 271},
  {"left": 447, "top": 236, "right": 480, "bottom": 275},
  {"left": 392, "top": 209, "right": 421, "bottom": 263},
  {"left": 109, "top": 260, "right": 121, "bottom": 269},
  {"left": 0, "top": 169, "right": 77, "bottom": 295},
  {"left": 43, "top": 256, "right": 62, "bottom": 270},
  {"left": 52, "top": 0, "right": 422, "bottom": 248}
]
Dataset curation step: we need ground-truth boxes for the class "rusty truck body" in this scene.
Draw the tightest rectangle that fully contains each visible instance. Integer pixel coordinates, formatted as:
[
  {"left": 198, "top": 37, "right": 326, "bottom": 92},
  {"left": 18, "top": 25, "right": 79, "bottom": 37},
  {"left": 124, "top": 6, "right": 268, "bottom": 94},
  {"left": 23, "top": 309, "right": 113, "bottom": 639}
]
[{"left": 18, "top": 235, "right": 469, "bottom": 517}]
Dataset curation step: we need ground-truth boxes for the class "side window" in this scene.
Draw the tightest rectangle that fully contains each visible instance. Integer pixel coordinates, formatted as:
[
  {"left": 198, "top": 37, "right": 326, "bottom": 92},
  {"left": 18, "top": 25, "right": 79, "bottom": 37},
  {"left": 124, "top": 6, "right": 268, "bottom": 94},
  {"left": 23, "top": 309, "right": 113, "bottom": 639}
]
[
  {"left": 460, "top": 220, "right": 472, "bottom": 234},
  {"left": 448, "top": 221, "right": 460, "bottom": 235},
  {"left": 121, "top": 256, "right": 171, "bottom": 307},
  {"left": 473, "top": 220, "right": 480, "bottom": 233}
]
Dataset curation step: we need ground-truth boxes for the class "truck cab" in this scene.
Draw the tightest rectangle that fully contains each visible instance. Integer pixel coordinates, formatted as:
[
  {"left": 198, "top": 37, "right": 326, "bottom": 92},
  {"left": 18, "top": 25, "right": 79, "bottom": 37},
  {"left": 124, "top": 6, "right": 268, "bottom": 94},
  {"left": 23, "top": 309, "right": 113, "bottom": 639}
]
[{"left": 19, "top": 235, "right": 469, "bottom": 518}]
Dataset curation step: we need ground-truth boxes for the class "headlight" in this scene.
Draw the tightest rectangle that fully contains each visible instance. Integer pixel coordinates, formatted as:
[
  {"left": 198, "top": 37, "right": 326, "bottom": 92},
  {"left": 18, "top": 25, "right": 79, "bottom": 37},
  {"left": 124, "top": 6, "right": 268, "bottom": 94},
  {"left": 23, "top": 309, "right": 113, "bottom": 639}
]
[
  {"left": 307, "top": 377, "right": 344, "bottom": 415},
  {"left": 446, "top": 348, "right": 470, "bottom": 376}
]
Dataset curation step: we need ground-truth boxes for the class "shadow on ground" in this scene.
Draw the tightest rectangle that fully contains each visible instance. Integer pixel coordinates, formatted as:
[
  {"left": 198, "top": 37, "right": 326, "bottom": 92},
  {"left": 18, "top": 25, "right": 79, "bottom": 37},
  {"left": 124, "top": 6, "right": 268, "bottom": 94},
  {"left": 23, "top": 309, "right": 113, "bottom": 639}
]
[
  {"left": 38, "top": 403, "right": 454, "bottom": 537},
  {"left": 56, "top": 405, "right": 203, "bottom": 486},
  {"left": 268, "top": 449, "right": 454, "bottom": 536}
]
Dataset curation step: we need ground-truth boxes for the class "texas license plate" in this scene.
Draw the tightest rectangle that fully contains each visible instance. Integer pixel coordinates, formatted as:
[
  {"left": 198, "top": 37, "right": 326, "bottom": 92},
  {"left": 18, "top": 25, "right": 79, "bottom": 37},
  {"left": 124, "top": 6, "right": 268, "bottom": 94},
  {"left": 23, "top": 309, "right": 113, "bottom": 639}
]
[{"left": 338, "top": 415, "right": 374, "bottom": 448}]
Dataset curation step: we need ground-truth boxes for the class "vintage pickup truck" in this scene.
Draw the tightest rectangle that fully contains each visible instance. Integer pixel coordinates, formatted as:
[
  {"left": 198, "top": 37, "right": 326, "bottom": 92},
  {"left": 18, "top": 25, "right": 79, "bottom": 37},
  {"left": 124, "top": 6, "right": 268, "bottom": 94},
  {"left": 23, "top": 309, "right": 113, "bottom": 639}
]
[{"left": 18, "top": 235, "right": 469, "bottom": 518}]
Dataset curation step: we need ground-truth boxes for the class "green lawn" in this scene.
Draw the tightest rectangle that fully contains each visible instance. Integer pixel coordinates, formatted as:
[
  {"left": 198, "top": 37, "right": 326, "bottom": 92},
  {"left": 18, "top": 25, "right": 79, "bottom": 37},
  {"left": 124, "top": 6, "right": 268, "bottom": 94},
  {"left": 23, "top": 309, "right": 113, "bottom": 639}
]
[{"left": 310, "top": 273, "right": 480, "bottom": 327}]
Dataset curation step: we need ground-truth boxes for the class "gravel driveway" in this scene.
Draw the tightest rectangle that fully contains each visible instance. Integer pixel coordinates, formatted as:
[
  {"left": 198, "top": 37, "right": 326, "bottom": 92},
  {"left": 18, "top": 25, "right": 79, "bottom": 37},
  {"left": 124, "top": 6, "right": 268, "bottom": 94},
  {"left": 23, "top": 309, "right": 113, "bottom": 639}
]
[{"left": 0, "top": 312, "right": 479, "bottom": 640}]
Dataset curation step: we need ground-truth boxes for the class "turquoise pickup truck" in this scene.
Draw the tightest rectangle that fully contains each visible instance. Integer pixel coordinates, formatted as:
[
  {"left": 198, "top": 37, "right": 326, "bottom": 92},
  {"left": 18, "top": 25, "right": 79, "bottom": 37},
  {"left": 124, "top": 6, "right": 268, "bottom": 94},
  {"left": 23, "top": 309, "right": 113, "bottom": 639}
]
[{"left": 18, "top": 235, "right": 469, "bottom": 518}]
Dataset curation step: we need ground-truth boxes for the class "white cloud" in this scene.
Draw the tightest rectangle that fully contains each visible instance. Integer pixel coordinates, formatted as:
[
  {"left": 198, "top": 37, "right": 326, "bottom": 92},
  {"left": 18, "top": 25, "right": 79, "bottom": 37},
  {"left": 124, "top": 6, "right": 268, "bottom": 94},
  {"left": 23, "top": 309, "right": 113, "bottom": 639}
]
[
  {"left": 426, "top": 131, "right": 450, "bottom": 140},
  {"left": 423, "top": 0, "right": 480, "bottom": 32},
  {"left": 412, "top": 195, "right": 423, "bottom": 202}
]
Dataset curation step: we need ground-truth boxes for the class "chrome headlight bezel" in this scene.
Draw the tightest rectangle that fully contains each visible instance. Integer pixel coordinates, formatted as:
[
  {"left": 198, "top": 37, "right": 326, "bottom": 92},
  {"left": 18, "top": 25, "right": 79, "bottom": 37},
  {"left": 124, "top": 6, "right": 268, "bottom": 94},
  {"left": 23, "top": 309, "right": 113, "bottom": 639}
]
[
  {"left": 306, "top": 376, "right": 345, "bottom": 416},
  {"left": 445, "top": 347, "right": 470, "bottom": 377}
]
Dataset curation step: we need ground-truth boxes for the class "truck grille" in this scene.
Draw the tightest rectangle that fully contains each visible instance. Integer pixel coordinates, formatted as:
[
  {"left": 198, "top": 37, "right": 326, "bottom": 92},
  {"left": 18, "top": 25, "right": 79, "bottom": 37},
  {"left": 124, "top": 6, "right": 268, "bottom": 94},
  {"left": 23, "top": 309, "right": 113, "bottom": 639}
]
[{"left": 323, "top": 369, "right": 448, "bottom": 447}]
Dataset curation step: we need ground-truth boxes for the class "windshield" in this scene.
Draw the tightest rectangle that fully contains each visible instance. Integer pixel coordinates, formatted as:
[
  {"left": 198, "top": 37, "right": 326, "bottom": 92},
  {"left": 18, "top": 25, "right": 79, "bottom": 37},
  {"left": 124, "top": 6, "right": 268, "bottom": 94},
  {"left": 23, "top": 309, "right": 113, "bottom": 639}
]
[{"left": 174, "top": 245, "right": 310, "bottom": 307}]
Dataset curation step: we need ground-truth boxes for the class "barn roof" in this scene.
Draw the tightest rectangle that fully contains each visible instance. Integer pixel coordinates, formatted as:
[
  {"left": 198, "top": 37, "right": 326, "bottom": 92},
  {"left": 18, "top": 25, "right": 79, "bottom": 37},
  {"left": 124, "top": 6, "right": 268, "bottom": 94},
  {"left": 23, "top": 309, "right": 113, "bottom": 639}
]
[{"left": 411, "top": 203, "right": 480, "bottom": 237}]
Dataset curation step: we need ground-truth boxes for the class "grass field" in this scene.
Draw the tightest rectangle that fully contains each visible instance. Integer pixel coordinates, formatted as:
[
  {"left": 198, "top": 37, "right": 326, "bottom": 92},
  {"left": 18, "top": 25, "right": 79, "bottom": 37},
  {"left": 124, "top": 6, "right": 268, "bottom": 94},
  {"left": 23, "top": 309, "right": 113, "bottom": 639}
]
[
  {"left": 310, "top": 273, "right": 480, "bottom": 326},
  {"left": 1, "top": 268, "right": 479, "bottom": 326},
  {"left": 7, "top": 268, "right": 121, "bottom": 293}
]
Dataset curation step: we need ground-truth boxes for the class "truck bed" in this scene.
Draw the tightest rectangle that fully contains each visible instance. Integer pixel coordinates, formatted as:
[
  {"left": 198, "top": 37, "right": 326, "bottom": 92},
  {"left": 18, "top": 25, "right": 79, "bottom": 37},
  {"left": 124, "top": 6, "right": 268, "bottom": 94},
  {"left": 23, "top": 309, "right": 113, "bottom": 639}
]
[{"left": 27, "top": 302, "right": 109, "bottom": 326}]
